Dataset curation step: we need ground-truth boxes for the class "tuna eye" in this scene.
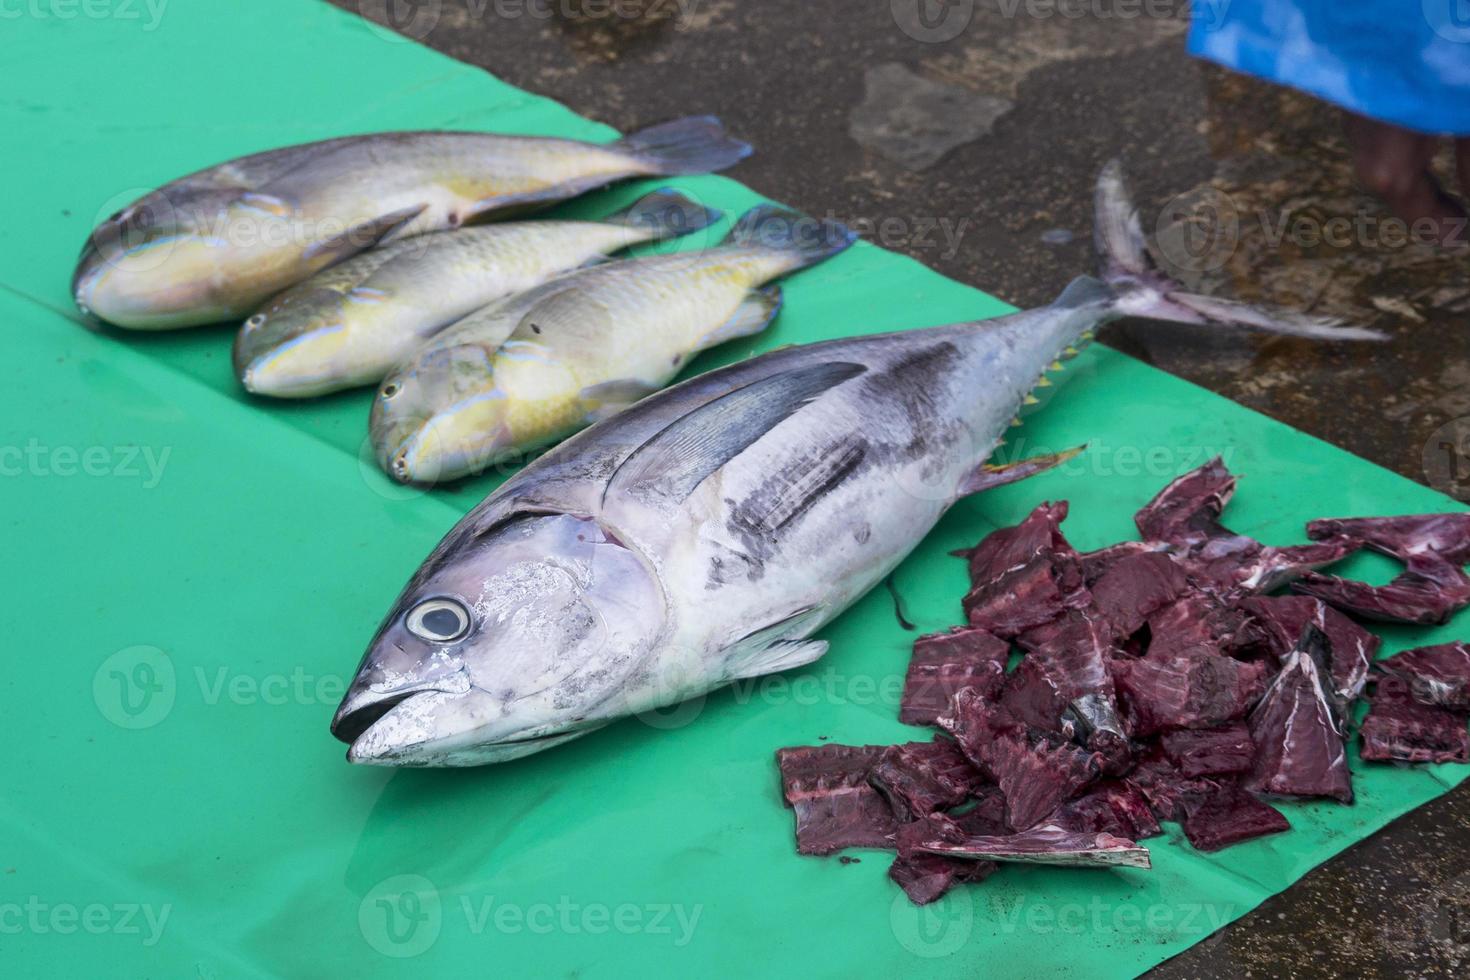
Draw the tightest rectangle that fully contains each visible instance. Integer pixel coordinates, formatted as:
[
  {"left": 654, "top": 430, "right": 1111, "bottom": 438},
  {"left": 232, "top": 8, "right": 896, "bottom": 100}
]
[
  {"left": 406, "top": 598, "right": 470, "bottom": 643},
  {"left": 244, "top": 314, "right": 266, "bottom": 330},
  {"left": 381, "top": 382, "right": 400, "bottom": 398}
]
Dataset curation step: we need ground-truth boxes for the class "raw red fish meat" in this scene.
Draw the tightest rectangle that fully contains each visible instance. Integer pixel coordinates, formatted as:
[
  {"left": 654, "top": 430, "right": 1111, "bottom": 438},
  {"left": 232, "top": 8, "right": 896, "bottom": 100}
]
[
  {"left": 1245, "top": 627, "right": 1353, "bottom": 803},
  {"left": 899, "top": 627, "right": 1008, "bottom": 725},
  {"left": 1375, "top": 642, "right": 1470, "bottom": 710}
]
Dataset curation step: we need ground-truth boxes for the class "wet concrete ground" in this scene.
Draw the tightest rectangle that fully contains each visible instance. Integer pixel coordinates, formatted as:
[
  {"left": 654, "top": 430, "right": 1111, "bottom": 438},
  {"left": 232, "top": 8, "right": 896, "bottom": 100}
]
[{"left": 337, "top": 1, "right": 1470, "bottom": 974}]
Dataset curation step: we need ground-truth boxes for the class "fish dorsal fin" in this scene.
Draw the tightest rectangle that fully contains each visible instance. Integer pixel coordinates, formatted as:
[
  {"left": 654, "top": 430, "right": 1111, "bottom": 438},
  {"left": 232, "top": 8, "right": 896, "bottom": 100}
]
[
  {"left": 603, "top": 360, "right": 866, "bottom": 505},
  {"left": 696, "top": 285, "right": 783, "bottom": 350}
]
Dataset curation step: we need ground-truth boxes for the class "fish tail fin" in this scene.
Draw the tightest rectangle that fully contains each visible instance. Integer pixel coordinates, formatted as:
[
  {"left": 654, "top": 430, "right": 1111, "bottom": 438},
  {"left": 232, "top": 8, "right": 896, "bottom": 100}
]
[
  {"left": 725, "top": 204, "right": 858, "bottom": 272},
  {"left": 1091, "top": 160, "right": 1387, "bottom": 342},
  {"left": 601, "top": 188, "right": 723, "bottom": 242},
  {"left": 617, "top": 115, "right": 753, "bottom": 176}
]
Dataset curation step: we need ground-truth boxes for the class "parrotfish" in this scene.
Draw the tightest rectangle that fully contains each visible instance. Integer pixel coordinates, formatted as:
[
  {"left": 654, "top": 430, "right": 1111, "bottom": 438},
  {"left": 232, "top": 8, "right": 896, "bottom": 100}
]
[
  {"left": 370, "top": 204, "right": 857, "bottom": 484},
  {"left": 233, "top": 189, "right": 721, "bottom": 397},
  {"left": 73, "top": 117, "right": 751, "bottom": 329}
]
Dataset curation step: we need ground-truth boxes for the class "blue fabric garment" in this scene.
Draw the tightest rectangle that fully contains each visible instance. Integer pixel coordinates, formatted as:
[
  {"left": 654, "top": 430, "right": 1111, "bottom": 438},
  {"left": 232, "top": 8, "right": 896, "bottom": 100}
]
[{"left": 1189, "top": 1, "right": 1470, "bottom": 134}]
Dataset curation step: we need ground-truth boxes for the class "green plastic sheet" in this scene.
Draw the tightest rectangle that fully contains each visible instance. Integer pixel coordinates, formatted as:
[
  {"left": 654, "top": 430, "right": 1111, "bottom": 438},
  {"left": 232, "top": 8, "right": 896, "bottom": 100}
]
[{"left": 3, "top": 2, "right": 1465, "bottom": 977}]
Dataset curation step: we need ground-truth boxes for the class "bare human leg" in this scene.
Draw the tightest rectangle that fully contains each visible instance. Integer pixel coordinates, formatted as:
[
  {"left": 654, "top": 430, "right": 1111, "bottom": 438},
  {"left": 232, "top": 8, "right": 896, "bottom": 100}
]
[{"left": 1346, "top": 112, "right": 1467, "bottom": 247}]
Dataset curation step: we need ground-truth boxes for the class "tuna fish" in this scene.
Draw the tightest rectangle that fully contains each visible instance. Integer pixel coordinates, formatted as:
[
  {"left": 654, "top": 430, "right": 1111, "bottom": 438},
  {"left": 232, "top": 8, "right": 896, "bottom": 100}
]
[
  {"left": 72, "top": 117, "right": 751, "bottom": 329},
  {"left": 330, "top": 162, "right": 1382, "bottom": 766}
]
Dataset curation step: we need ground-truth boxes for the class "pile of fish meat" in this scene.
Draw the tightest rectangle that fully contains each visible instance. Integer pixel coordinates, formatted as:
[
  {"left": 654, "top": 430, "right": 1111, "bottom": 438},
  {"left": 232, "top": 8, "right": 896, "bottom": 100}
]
[
  {"left": 73, "top": 119, "right": 873, "bottom": 485},
  {"left": 776, "top": 458, "right": 1470, "bottom": 905}
]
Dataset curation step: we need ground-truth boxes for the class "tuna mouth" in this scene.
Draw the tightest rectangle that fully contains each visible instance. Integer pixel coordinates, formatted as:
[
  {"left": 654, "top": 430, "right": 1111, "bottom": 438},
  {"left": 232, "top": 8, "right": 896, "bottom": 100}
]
[{"left": 330, "top": 690, "right": 425, "bottom": 745}]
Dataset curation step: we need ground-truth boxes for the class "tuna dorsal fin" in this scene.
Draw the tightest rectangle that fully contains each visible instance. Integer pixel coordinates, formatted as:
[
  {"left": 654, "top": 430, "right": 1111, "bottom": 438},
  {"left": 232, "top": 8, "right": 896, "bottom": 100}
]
[
  {"left": 697, "top": 285, "right": 783, "bottom": 350},
  {"left": 957, "top": 445, "right": 1086, "bottom": 498},
  {"left": 603, "top": 360, "right": 866, "bottom": 504}
]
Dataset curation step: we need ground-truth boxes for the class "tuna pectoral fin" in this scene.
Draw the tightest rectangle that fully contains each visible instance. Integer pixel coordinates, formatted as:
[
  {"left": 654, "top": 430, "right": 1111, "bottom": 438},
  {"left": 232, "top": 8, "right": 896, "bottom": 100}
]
[
  {"left": 604, "top": 360, "right": 866, "bottom": 504},
  {"left": 722, "top": 607, "right": 829, "bottom": 682},
  {"left": 957, "top": 445, "right": 1085, "bottom": 498},
  {"left": 302, "top": 203, "right": 427, "bottom": 264},
  {"left": 696, "top": 286, "right": 783, "bottom": 350}
]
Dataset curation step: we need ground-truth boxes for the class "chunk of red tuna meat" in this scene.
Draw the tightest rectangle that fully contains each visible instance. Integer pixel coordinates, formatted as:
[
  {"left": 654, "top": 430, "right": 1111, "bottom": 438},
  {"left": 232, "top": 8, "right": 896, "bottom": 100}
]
[
  {"left": 1307, "top": 513, "right": 1470, "bottom": 566},
  {"left": 1238, "top": 595, "right": 1381, "bottom": 709},
  {"left": 1376, "top": 642, "right": 1470, "bottom": 710},
  {"left": 1135, "top": 457, "right": 1237, "bottom": 545},
  {"left": 776, "top": 744, "right": 900, "bottom": 855},
  {"left": 1049, "top": 780, "right": 1162, "bottom": 840},
  {"left": 1113, "top": 652, "right": 1267, "bottom": 737},
  {"left": 964, "top": 554, "right": 1087, "bottom": 638},
  {"left": 937, "top": 689, "right": 1102, "bottom": 830},
  {"left": 1245, "top": 627, "right": 1353, "bottom": 803},
  {"left": 1001, "top": 655, "right": 1132, "bottom": 777},
  {"left": 937, "top": 688, "right": 1023, "bottom": 765},
  {"left": 1125, "top": 747, "right": 1228, "bottom": 821},
  {"left": 899, "top": 627, "right": 1009, "bottom": 725},
  {"left": 1294, "top": 557, "right": 1470, "bottom": 626},
  {"left": 1146, "top": 594, "right": 1257, "bottom": 660},
  {"left": 962, "top": 501, "right": 1075, "bottom": 586},
  {"left": 1089, "top": 552, "right": 1190, "bottom": 638},
  {"left": 1160, "top": 722, "right": 1256, "bottom": 777},
  {"left": 869, "top": 739, "right": 987, "bottom": 822},
  {"left": 1178, "top": 785, "right": 1290, "bottom": 852},
  {"left": 915, "top": 825, "right": 1151, "bottom": 869},
  {"left": 888, "top": 813, "right": 997, "bottom": 905},
  {"left": 1079, "top": 541, "right": 1172, "bottom": 585},
  {"left": 999, "top": 657, "right": 1073, "bottom": 734},
  {"left": 1182, "top": 535, "right": 1361, "bottom": 598},
  {"left": 1296, "top": 513, "right": 1470, "bottom": 626},
  {"left": 1359, "top": 676, "right": 1470, "bottom": 764}
]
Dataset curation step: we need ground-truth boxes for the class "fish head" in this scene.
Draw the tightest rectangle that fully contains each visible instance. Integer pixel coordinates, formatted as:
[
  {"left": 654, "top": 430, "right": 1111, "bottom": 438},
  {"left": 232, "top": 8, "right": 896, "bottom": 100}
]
[
  {"left": 370, "top": 341, "right": 515, "bottom": 484},
  {"left": 331, "top": 512, "right": 667, "bottom": 766},
  {"left": 73, "top": 187, "right": 255, "bottom": 329},
  {"left": 233, "top": 287, "right": 354, "bottom": 397}
]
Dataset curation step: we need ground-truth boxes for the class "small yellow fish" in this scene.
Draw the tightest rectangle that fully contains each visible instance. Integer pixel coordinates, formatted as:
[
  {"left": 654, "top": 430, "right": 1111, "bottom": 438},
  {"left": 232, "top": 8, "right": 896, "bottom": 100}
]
[
  {"left": 372, "top": 205, "right": 857, "bottom": 483},
  {"left": 233, "top": 189, "right": 720, "bottom": 397}
]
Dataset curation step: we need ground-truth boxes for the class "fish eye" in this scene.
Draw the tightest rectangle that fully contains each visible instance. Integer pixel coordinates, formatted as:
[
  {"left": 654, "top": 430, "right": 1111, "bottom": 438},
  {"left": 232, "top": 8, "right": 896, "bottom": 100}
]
[
  {"left": 381, "top": 382, "right": 400, "bottom": 398},
  {"left": 244, "top": 314, "right": 266, "bottom": 330},
  {"left": 405, "top": 598, "right": 471, "bottom": 644}
]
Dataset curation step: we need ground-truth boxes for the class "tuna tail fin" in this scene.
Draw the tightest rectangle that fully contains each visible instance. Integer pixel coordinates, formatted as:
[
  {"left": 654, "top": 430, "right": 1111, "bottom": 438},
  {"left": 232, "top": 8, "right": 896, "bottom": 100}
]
[
  {"left": 1092, "top": 160, "right": 1387, "bottom": 342},
  {"left": 617, "top": 115, "right": 753, "bottom": 176},
  {"left": 601, "top": 188, "right": 723, "bottom": 242},
  {"left": 725, "top": 204, "right": 859, "bottom": 272}
]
